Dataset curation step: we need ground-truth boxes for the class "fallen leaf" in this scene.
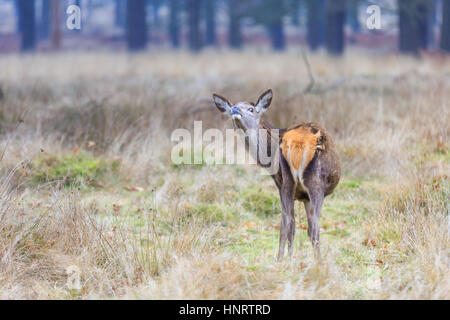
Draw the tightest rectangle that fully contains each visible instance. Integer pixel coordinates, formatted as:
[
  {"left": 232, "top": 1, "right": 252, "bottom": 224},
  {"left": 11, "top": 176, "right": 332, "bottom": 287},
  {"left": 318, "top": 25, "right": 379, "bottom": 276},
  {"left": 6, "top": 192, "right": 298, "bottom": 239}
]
[
  {"left": 125, "top": 186, "right": 145, "bottom": 192},
  {"left": 370, "top": 239, "right": 377, "bottom": 246},
  {"left": 376, "top": 259, "right": 384, "bottom": 265},
  {"left": 299, "top": 223, "right": 308, "bottom": 230},
  {"left": 243, "top": 221, "right": 256, "bottom": 229},
  {"left": 94, "top": 181, "right": 105, "bottom": 188}
]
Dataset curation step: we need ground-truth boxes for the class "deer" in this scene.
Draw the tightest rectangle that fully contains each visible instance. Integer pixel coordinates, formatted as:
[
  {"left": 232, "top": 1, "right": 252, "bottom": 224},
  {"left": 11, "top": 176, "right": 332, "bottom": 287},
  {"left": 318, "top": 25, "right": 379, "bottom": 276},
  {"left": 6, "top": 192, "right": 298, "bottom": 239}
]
[{"left": 213, "top": 89, "right": 341, "bottom": 261}]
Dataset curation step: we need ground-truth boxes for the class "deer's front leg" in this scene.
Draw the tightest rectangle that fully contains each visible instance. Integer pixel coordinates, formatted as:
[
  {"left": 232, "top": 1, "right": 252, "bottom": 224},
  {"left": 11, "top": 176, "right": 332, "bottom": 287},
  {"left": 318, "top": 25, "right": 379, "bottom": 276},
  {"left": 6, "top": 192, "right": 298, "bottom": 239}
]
[{"left": 277, "top": 186, "right": 295, "bottom": 262}]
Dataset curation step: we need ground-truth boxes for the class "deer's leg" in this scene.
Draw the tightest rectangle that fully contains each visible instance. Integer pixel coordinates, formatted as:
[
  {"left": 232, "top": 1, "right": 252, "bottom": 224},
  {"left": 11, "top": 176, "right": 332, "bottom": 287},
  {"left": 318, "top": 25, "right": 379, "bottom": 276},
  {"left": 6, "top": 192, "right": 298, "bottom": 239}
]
[
  {"left": 278, "top": 186, "right": 295, "bottom": 262},
  {"left": 305, "top": 189, "right": 324, "bottom": 260}
]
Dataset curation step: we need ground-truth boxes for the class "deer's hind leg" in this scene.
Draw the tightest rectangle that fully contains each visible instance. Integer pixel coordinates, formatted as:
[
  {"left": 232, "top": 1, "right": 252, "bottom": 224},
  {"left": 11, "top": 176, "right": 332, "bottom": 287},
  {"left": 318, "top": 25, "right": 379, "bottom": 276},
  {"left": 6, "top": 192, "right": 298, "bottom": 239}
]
[
  {"left": 302, "top": 158, "right": 326, "bottom": 260},
  {"left": 304, "top": 190, "right": 324, "bottom": 260},
  {"left": 277, "top": 153, "right": 296, "bottom": 262},
  {"left": 278, "top": 185, "right": 295, "bottom": 262}
]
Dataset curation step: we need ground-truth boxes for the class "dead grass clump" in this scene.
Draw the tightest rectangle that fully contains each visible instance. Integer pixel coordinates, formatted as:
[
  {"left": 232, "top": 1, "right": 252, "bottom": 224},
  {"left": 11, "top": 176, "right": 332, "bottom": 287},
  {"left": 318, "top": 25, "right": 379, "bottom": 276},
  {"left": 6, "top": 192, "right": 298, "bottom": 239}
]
[
  {"left": 0, "top": 175, "right": 221, "bottom": 299},
  {"left": 371, "top": 174, "right": 449, "bottom": 299},
  {"left": 128, "top": 253, "right": 252, "bottom": 299}
]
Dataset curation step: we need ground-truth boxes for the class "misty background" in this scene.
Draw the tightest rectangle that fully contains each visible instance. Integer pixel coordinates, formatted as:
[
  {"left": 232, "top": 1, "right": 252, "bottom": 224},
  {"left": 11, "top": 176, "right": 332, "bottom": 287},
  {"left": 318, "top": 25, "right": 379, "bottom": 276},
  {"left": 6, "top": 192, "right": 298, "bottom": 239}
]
[{"left": 0, "top": 0, "right": 449, "bottom": 55}]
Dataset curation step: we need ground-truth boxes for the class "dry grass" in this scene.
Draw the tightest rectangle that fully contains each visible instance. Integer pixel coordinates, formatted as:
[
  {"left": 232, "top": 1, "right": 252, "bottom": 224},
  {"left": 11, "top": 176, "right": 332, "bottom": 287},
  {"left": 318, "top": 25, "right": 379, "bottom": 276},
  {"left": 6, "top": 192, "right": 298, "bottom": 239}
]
[{"left": 0, "top": 50, "right": 448, "bottom": 299}]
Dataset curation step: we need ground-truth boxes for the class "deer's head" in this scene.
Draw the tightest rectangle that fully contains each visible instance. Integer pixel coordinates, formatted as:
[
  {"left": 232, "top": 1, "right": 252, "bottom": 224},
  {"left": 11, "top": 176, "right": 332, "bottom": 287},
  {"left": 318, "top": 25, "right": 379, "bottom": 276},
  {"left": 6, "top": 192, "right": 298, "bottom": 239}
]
[{"left": 213, "top": 89, "right": 273, "bottom": 132}]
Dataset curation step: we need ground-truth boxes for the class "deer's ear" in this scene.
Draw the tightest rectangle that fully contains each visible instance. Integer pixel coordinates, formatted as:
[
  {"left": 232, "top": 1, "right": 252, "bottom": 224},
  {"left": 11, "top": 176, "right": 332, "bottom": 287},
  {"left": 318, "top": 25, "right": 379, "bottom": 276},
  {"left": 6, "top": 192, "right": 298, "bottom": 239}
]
[
  {"left": 255, "top": 89, "right": 273, "bottom": 113},
  {"left": 213, "top": 94, "right": 232, "bottom": 114}
]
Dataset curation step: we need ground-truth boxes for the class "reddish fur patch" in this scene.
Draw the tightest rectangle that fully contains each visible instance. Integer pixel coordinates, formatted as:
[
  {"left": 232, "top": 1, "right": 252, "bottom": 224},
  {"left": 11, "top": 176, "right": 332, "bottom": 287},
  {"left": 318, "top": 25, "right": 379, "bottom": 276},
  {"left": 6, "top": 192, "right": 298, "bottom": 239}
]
[{"left": 281, "top": 126, "right": 320, "bottom": 175}]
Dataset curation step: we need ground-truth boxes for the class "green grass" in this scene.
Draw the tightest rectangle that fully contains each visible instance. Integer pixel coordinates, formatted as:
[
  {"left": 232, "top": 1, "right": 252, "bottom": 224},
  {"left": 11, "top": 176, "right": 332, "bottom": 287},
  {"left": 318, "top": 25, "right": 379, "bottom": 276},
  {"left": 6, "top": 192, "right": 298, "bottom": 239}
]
[
  {"left": 32, "top": 152, "right": 120, "bottom": 187},
  {"left": 242, "top": 185, "right": 280, "bottom": 217}
]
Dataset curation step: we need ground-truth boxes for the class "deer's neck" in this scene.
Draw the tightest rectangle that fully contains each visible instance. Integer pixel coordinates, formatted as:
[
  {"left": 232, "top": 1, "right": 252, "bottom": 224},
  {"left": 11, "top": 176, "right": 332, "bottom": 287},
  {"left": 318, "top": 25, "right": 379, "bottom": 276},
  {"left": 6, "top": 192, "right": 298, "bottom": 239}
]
[{"left": 244, "top": 119, "right": 281, "bottom": 170}]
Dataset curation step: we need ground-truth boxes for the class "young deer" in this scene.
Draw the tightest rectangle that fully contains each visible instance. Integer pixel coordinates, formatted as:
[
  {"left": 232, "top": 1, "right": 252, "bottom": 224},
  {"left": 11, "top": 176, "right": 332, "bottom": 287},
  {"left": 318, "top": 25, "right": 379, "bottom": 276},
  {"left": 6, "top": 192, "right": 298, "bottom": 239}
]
[{"left": 213, "top": 89, "right": 341, "bottom": 261}]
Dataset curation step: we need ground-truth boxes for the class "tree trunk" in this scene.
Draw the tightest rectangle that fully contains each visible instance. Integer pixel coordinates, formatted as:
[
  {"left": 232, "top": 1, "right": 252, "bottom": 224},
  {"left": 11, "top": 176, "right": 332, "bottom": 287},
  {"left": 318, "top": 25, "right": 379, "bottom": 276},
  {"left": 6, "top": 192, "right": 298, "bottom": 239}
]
[
  {"left": 347, "top": 0, "right": 361, "bottom": 33},
  {"left": 126, "top": 0, "right": 148, "bottom": 51},
  {"left": 291, "top": 0, "right": 301, "bottom": 26},
  {"left": 14, "top": 0, "right": 21, "bottom": 32},
  {"left": 40, "top": 0, "right": 50, "bottom": 40},
  {"left": 398, "top": 0, "right": 431, "bottom": 54},
  {"left": 187, "top": 0, "right": 201, "bottom": 52},
  {"left": 326, "top": 0, "right": 346, "bottom": 55},
  {"left": 268, "top": 19, "right": 285, "bottom": 51},
  {"left": 169, "top": 0, "right": 180, "bottom": 48},
  {"left": 441, "top": 0, "right": 450, "bottom": 52},
  {"left": 229, "top": 0, "right": 242, "bottom": 49},
  {"left": 115, "top": 0, "right": 126, "bottom": 29},
  {"left": 205, "top": 0, "right": 217, "bottom": 46},
  {"left": 417, "top": 0, "right": 430, "bottom": 49},
  {"left": 306, "top": 0, "right": 325, "bottom": 51},
  {"left": 264, "top": 0, "right": 285, "bottom": 51},
  {"left": 152, "top": 0, "right": 161, "bottom": 26},
  {"left": 17, "top": 0, "right": 36, "bottom": 52},
  {"left": 50, "top": 0, "right": 61, "bottom": 49},
  {"left": 427, "top": 0, "right": 437, "bottom": 48}
]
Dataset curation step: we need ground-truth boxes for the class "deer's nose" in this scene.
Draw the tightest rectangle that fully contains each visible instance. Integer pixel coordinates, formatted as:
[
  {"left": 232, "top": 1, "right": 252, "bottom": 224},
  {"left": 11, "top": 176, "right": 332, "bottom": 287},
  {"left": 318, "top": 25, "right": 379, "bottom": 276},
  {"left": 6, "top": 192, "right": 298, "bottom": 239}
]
[{"left": 231, "top": 107, "right": 240, "bottom": 115}]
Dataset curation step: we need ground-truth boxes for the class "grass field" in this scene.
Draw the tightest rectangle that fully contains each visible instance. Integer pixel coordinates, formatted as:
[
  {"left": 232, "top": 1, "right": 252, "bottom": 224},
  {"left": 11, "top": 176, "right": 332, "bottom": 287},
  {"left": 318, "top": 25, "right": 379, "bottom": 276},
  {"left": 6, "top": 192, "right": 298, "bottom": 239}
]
[{"left": 0, "top": 50, "right": 448, "bottom": 299}]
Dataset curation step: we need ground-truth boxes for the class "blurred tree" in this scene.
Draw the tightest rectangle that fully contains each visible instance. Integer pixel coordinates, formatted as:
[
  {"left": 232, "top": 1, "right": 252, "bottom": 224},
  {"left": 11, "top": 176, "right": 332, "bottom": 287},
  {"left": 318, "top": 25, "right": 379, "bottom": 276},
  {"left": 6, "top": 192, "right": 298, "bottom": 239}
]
[
  {"left": 442, "top": 0, "right": 450, "bottom": 52},
  {"left": 74, "top": 0, "right": 82, "bottom": 33},
  {"left": 229, "top": 0, "right": 243, "bottom": 48},
  {"left": 398, "top": 0, "right": 431, "bottom": 54},
  {"left": 115, "top": 0, "right": 126, "bottom": 29},
  {"left": 306, "top": 0, "right": 326, "bottom": 50},
  {"left": 169, "top": 0, "right": 180, "bottom": 48},
  {"left": 152, "top": 0, "right": 162, "bottom": 26},
  {"left": 326, "top": 0, "right": 346, "bottom": 55},
  {"left": 266, "top": 0, "right": 286, "bottom": 50},
  {"left": 187, "top": 0, "right": 201, "bottom": 51},
  {"left": 205, "top": 0, "right": 217, "bottom": 46},
  {"left": 40, "top": 0, "right": 50, "bottom": 40},
  {"left": 126, "top": 0, "right": 148, "bottom": 51},
  {"left": 347, "top": 0, "right": 360, "bottom": 33},
  {"left": 14, "top": 0, "right": 21, "bottom": 32},
  {"left": 251, "top": 0, "right": 286, "bottom": 50},
  {"left": 290, "top": 0, "right": 301, "bottom": 26},
  {"left": 50, "top": 0, "right": 61, "bottom": 49},
  {"left": 427, "top": 0, "right": 437, "bottom": 48},
  {"left": 16, "top": 0, "right": 36, "bottom": 51}
]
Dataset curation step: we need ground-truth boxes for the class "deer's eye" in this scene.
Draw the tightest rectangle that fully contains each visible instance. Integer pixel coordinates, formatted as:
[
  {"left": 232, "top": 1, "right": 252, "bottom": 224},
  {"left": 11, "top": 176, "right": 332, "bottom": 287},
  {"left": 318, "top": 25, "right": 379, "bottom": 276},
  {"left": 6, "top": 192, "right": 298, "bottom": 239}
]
[{"left": 248, "top": 108, "right": 254, "bottom": 113}]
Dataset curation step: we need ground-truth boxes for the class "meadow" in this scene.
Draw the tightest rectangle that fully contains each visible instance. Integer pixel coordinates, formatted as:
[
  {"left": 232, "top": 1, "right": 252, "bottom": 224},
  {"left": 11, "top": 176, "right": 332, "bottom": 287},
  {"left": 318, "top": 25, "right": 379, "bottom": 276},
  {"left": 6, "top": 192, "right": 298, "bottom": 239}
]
[{"left": 0, "top": 50, "right": 448, "bottom": 299}]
